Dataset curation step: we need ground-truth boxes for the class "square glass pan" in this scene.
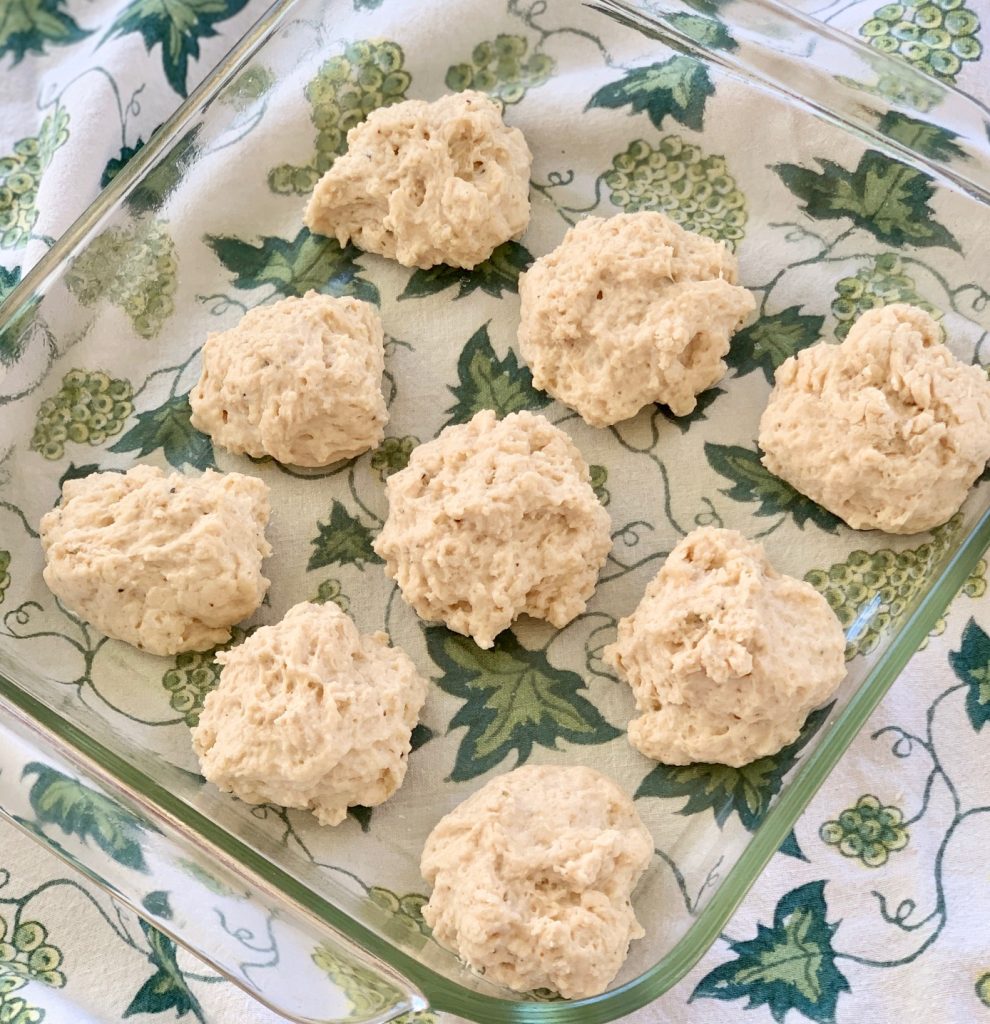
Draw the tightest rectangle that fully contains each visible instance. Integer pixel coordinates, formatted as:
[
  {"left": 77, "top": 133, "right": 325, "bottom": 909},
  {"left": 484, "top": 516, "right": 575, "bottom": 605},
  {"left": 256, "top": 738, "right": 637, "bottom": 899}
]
[{"left": 1, "top": 0, "right": 990, "bottom": 1020}]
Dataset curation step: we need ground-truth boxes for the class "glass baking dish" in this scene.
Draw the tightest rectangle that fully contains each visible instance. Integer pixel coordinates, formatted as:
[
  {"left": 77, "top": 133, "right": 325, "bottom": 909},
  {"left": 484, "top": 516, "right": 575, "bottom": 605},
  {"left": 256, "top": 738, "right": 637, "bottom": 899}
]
[{"left": 1, "top": 0, "right": 989, "bottom": 1020}]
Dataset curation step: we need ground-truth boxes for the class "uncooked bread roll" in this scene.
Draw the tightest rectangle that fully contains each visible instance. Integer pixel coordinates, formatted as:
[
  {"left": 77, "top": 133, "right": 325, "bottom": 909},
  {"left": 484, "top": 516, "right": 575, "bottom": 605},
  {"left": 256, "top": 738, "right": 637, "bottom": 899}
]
[
  {"left": 192, "top": 601, "right": 427, "bottom": 825},
  {"left": 420, "top": 764, "right": 653, "bottom": 999},
  {"left": 518, "top": 212, "right": 755, "bottom": 426},
  {"left": 305, "top": 90, "right": 532, "bottom": 269},
  {"left": 759, "top": 303, "right": 990, "bottom": 534},
  {"left": 189, "top": 291, "right": 387, "bottom": 467},
  {"left": 39, "top": 465, "right": 271, "bottom": 656},
  {"left": 373, "top": 409, "right": 611, "bottom": 648},
  {"left": 604, "top": 527, "right": 845, "bottom": 766}
]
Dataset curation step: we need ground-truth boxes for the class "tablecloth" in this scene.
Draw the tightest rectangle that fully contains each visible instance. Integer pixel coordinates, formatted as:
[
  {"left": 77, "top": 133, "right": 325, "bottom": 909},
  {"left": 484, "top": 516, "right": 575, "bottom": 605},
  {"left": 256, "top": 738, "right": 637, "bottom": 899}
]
[{"left": 0, "top": 0, "right": 989, "bottom": 1021}]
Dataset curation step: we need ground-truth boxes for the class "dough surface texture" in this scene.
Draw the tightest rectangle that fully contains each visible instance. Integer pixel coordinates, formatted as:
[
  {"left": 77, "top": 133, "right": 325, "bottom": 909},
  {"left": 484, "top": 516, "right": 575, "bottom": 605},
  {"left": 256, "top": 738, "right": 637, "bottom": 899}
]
[
  {"left": 192, "top": 601, "right": 427, "bottom": 825},
  {"left": 373, "top": 410, "right": 611, "bottom": 648},
  {"left": 304, "top": 90, "right": 532, "bottom": 270},
  {"left": 604, "top": 527, "right": 845, "bottom": 766},
  {"left": 189, "top": 291, "right": 386, "bottom": 467},
  {"left": 759, "top": 303, "right": 990, "bottom": 534},
  {"left": 40, "top": 465, "right": 271, "bottom": 656},
  {"left": 518, "top": 212, "right": 755, "bottom": 426},
  {"left": 420, "top": 764, "right": 653, "bottom": 999}
]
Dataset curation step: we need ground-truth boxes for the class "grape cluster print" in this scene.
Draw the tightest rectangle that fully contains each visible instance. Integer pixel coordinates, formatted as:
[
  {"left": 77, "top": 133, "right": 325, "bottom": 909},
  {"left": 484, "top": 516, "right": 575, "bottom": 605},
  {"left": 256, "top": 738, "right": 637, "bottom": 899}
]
[
  {"left": 832, "top": 253, "right": 941, "bottom": 339},
  {"left": 859, "top": 0, "right": 982, "bottom": 80},
  {"left": 0, "top": 551, "right": 9, "bottom": 607},
  {"left": 605, "top": 137, "right": 747, "bottom": 246},
  {"left": 161, "top": 629, "right": 247, "bottom": 727},
  {"left": 819, "top": 794, "right": 909, "bottom": 867},
  {"left": 804, "top": 523, "right": 959, "bottom": 659},
  {"left": 30, "top": 370, "right": 134, "bottom": 461},
  {"left": 445, "top": 35, "right": 554, "bottom": 105},
  {"left": 0, "top": 107, "right": 69, "bottom": 250},
  {"left": 268, "top": 41, "right": 410, "bottom": 196},
  {"left": 64, "top": 219, "right": 178, "bottom": 339},
  {"left": 0, "top": 916, "right": 65, "bottom": 988}
]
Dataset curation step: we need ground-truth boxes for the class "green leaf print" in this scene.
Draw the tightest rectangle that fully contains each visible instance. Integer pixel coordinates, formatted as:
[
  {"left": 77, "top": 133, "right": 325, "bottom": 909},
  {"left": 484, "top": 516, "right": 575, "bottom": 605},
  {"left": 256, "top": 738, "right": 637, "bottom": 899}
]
[
  {"left": 370, "top": 436, "right": 418, "bottom": 481},
  {"left": 110, "top": 391, "right": 217, "bottom": 471},
  {"left": 877, "top": 110, "right": 966, "bottom": 161},
  {"left": 124, "top": 920, "right": 203, "bottom": 1021},
  {"left": 65, "top": 218, "right": 178, "bottom": 338},
  {"left": 103, "top": 0, "right": 251, "bottom": 98},
  {"left": 0, "top": 0, "right": 90, "bottom": 64},
  {"left": 859, "top": 0, "right": 981, "bottom": 80},
  {"left": 704, "top": 442, "right": 842, "bottom": 533},
  {"left": 308, "top": 500, "right": 383, "bottom": 571},
  {"left": 101, "top": 123, "right": 167, "bottom": 190},
  {"left": 831, "top": 252, "right": 941, "bottom": 340},
  {"left": 0, "top": 105, "right": 70, "bottom": 250},
  {"left": 636, "top": 704, "right": 833, "bottom": 831},
  {"left": 268, "top": 40, "right": 410, "bottom": 195},
  {"left": 691, "top": 880, "right": 850, "bottom": 1023},
  {"left": 659, "top": 386, "right": 725, "bottom": 432},
  {"left": 141, "top": 891, "right": 173, "bottom": 920},
  {"left": 207, "top": 228, "right": 379, "bottom": 303},
  {"left": 779, "top": 829, "right": 808, "bottom": 862},
  {"left": 666, "top": 12, "right": 736, "bottom": 49},
  {"left": 31, "top": 369, "right": 134, "bottom": 461},
  {"left": 726, "top": 308, "right": 823, "bottom": 384},
  {"left": 605, "top": 136, "right": 747, "bottom": 247},
  {"left": 446, "top": 35, "right": 554, "bottom": 105},
  {"left": 311, "top": 945, "right": 407, "bottom": 1017},
  {"left": 588, "top": 57, "right": 715, "bottom": 132},
  {"left": 399, "top": 241, "right": 533, "bottom": 301},
  {"left": 426, "top": 628, "right": 622, "bottom": 783},
  {"left": 775, "top": 152, "right": 960, "bottom": 252},
  {"left": 444, "top": 322, "right": 550, "bottom": 426},
  {"left": 126, "top": 126, "right": 199, "bottom": 213},
  {"left": 23, "top": 762, "right": 150, "bottom": 872},
  {"left": 949, "top": 617, "right": 990, "bottom": 732}
]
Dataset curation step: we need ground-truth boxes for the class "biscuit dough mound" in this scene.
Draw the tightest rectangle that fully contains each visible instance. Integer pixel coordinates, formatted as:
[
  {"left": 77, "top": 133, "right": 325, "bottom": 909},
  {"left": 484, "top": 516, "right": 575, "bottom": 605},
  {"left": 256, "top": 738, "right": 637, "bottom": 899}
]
[
  {"left": 305, "top": 90, "right": 532, "bottom": 270},
  {"left": 40, "top": 465, "right": 271, "bottom": 656},
  {"left": 373, "top": 410, "right": 611, "bottom": 648},
  {"left": 189, "top": 291, "right": 387, "bottom": 467},
  {"left": 192, "top": 602, "right": 427, "bottom": 825},
  {"left": 420, "top": 765, "right": 653, "bottom": 998},
  {"left": 518, "top": 213, "right": 755, "bottom": 426},
  {"left": 604, "top": 527, "right": 845, "bottom": 767},
  {"left": 759, "top": 303, "right": 990, "bottom": 534}
]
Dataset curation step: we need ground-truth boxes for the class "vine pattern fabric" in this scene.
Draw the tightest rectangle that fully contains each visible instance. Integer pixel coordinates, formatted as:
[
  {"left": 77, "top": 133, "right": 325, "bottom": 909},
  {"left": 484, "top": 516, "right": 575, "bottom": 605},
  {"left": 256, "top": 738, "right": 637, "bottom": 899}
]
[{"left": 0, "top": 0, "right": 989, "bottom": 1022}]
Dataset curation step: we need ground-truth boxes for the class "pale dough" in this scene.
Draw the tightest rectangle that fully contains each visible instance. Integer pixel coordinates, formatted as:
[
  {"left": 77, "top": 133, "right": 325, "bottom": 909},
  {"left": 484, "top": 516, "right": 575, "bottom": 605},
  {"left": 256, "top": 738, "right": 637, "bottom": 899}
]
[
  {"left": 518, "top": 212, "right": 755, "bottom": 426},
  {"left": 420, "top": 764, "right": 653, "bottom": 999},
  {"left": 373, "top": 410, "right": 611, "bottom": 648},
  {"left": 759, "top": 303, "right": 990, "bottom": 534},
  {"left": 304, "top": 90, "right": 532, "bottom": 270},
  {"left": 189, "top": 291, "right": 387, "bottom": 468},
  {"left": 604, "top": 527, "right": 846, "bottom": 767},
  {"left": 192, "top": 601, "right": 427, "bottom": 825},
  {"left": 40, "top": 465, "right": 271, "bottom": 656}
]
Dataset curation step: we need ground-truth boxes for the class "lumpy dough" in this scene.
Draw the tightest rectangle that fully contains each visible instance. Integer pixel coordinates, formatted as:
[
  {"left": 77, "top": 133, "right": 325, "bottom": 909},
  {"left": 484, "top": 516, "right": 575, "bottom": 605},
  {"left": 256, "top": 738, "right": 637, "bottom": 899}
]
[
  {"left": 517, "top": 212, "right": 755, "bottom": 426},
  {"left": 604, "top": 527, "right": 846, "bottom": 767},
  {"left": 373, "top": 410, "right": 611, "bottom": 648},
  {"left": 192, "top": 601, "right": 427, "bottom": 825},
  {"left": 759, "top": 303, "right": 990, "bottom": 534},
  {"left": 189, "top": 291, "right": 387, "bottom": 468},
  {"left": 304, "top": 90, "right": 532, "bottom": 270},
  {"left": 420, "top": 764, "right": 653, "bottom": 999},
  {"left": 40, "top": 465, "right": 271, "bottom": 656}
]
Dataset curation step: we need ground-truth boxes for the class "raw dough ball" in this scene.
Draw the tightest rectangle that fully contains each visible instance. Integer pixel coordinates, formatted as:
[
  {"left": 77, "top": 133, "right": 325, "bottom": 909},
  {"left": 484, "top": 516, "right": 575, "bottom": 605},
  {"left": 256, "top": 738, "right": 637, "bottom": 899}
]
[
  {"left": 40, "top": 465, "right": 271, "bottom": 656},
  {"left": 373, "top": 410, "right": 611, "bottom": 648},
  {"left": 192, "top": 601, "right": 427, "bottom": 825},
  {"left": 304, "top": 90, "right": 532, "bottom": 270},
  {"left": 604, "top": 527, "right": 845, "bottom": 766},
  {"left": 420, "top": 764, "right": 653, "bottom": 999},
  {"left": 759, "top": 303, "right": 990, "bottom": 534},
  {"left": 189, "top": 291, "right": 387, "bottom": 468},
  {"left": 518, "top": 213, "right": 755, "bottom": 426}
]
